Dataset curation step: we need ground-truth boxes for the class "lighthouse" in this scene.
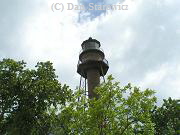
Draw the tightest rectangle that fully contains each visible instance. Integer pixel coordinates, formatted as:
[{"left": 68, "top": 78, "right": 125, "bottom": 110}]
[{"left": 77, "top": 37, "right": 109, "bottom": 99}]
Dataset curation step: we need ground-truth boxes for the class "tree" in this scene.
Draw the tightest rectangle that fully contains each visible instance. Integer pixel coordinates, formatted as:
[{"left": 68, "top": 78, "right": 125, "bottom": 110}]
[
  {"left": 0, "top": 59, "right": 72, "bottom": 135},
  {"left": 2, "top": 59, "right": 178, "bottom": 135},
  {"left": 53, "top": 75, "right": 157, "bottom": 135},
  {"left": 152, "top": 97, "right": 180, "bottom": 135}
]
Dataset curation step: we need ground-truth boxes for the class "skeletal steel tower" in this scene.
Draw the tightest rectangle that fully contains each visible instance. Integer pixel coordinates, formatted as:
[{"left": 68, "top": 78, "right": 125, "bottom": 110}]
[{"left": 77, "top": 37, "right": 109, "bottom": 99}]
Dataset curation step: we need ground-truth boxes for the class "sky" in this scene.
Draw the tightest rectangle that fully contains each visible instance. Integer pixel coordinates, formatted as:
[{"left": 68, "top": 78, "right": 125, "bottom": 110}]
[{"left": 0, "top": 0, "right": 180, "bottom": 103}]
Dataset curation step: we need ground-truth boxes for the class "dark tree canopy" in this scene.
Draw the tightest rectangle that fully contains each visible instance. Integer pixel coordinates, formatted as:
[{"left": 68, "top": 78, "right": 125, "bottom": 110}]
[
  {"left": 0, "top": 59, "right": 72, "bottom": 135},
  {"left": 152, "top": 97, "right": 180, "bottom": 135},
  {"left": 0, "top": 59, "right": 179, "bottom": 135}
]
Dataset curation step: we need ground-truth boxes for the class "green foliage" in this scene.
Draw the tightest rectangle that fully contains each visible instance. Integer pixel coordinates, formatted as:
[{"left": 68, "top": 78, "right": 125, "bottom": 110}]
[
  {"left": 0, "top": 59, "right": 72, "bottom": 135},
  {"left": 1, "top": 59, "right": 178, "bottom": 135},
  {"left": 152, "top": 97, "right": 180, "bottom": 135},
  {"left": 54, "top": 75, "right": 157, "bottom": 135}
]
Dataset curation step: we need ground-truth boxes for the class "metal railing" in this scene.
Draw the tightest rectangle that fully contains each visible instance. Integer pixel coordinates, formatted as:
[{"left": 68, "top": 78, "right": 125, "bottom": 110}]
[
  {"left": 103, "top": 58, "right": 109, "bottom": 65},
  {"left": 79, "top": 47, "right": 104, "bottom": 55},
  {"left": 77, "top": 58, "right": 109, "bottom": 66}
]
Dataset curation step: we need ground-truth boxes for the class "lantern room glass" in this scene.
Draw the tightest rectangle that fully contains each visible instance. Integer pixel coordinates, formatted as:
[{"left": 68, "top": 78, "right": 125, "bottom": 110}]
[{"left": 82, "top": 42, "right": 100, "bottom": 51}]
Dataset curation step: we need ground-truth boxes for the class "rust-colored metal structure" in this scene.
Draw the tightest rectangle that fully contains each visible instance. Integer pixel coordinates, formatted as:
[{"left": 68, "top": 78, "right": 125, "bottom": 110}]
[{"left": 77, "top": 37, "right": 109, "bottom": 99}]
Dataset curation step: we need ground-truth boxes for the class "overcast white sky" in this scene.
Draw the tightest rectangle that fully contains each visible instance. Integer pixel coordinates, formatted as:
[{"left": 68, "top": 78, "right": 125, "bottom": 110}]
[{"left": 0, "top": 0, "right": 180, "bottom": 103}]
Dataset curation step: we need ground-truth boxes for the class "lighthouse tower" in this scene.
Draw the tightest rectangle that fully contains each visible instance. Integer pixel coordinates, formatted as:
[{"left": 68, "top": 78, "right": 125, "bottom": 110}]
[{"left": 77, "top": 37, "right": 109, "bottom": 99}]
